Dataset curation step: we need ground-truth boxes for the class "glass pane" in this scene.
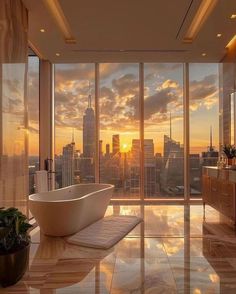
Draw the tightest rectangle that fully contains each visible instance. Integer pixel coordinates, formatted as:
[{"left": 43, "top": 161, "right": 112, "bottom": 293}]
[
  {"left": 99, "top": 63, "right": 140, "bottom": 199},
  {"left": 0, "top": 0, "right": 28, "bottom": 214},
  {"left": 189, "top": 63, "right": 219, "bottom": 197},
  {"left": 54, "top": 64, "right": 95, "bottom": 188},
  {"left": 28, "top": 56, "right": 40, "bottom": 194},
  {"left": 1, "top": 63, "right": 28, "bottom": 213},
  {"left": 144, "top": 63, "right": 184, "bottom": 198}
]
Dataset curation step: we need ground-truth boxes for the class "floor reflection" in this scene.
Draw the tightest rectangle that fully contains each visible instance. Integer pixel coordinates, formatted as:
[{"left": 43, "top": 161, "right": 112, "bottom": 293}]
[{"left": 2, "top": 205, "right": 236, "bottom": 293}]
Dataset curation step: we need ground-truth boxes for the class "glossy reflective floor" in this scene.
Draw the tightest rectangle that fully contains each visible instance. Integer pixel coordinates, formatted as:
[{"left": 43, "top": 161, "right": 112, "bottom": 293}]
[{"left": 3, "top": 205, "right": 236, "bottom": 293}]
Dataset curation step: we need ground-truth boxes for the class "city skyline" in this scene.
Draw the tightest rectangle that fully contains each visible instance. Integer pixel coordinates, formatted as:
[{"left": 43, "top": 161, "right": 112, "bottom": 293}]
[
  {"left": 57, "top": 114, "right": 218, "bottom": 158},
  {"left": 17, "top": 62, "right": 219, "bottom": 156},
  {"left": 54, "top": 63, "right": 219, "bottom": 156},
  {"left": 57, "top": 132, "right": 218, "bottom": 197}
]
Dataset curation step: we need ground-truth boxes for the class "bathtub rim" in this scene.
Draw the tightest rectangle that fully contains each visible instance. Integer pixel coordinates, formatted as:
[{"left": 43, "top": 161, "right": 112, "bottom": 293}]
[{"left": 29, "top": 183, "right": 114, "bottom": 203}]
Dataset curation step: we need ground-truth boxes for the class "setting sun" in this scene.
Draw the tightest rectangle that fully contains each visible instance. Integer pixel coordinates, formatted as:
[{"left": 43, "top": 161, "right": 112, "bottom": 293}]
[{"left": 121, "top": 143, "right": 129, "bottom": 152}]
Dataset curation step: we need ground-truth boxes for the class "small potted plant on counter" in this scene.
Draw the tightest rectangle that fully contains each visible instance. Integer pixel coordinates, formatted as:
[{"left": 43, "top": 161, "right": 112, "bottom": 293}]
[
  {"left": 0, "top": 207, "right": 32, "bottom": 287},
  {"left": 222, "top": 144, "right": 236, "bottom": 166}
]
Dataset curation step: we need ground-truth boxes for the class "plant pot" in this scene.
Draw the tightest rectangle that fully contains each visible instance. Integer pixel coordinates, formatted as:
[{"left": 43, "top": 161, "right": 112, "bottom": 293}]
[
  {"left": 227, "top": 158, "right": 233, "bottom": 166},
  {"left": 0, "top": 243, "right": 30, "bottom": 287}
]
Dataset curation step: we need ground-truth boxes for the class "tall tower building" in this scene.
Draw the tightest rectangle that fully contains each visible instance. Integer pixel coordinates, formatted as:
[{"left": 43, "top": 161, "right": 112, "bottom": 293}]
[
  {"left": 99, "top": 140, "right": 103, "bottom": 158},
  {"left": 130, "top": 139, "right": 156, "bottom": 196},
  {"left": 62, "top": 142, "right": 75, "bottom": 187},
  {"left": 202, "top": 126, "right": 219, "bottom": 166},
  {"left": 83, "top": 92, "right": 95, "bottom": 158},
  {"left": 106, "top": 143, "right": 110, "bottom": 157},
  {"left": 162, "top": 135, "right": 184, "bottom": 195},
  {"left": 81, "top": 90, "right": 95, "bottom": 182},
  {"left": 112, "top": 134, "right": 120, "bottom": 155}
]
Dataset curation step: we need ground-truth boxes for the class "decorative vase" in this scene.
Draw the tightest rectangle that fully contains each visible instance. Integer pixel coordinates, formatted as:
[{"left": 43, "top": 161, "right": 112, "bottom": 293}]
[{"left": 0, "top": 243, "right": 30, "bottom": 287}]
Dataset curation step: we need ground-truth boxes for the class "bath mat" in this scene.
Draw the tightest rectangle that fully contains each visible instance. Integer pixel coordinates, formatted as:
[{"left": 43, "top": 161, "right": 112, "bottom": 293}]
[{"left": 66, "top": 215, "right": 142, "bottom": 249}]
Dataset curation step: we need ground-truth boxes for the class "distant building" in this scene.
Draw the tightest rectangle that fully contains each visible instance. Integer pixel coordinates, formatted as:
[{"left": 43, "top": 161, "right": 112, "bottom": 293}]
[
  {"left": 83, "top": 93, "right": 95, "bottom": 159},
  {"left": 202, "top": 127, "right": 219, "bottom": 166},
  {"left": 190, "top": 153, "right": 201, "bottom": 194},
  {"left": 62, "top": 142, "right": 75, "bottom": 187},
  {"left": 161, "top": 135, "right": 184, "bottom": 195},
  {"left": 81, "top": 92, "right": 95, "bottom": 182},
  {"left": 130, "top": 139, "right": 157, "bottom": 196},
  {"left": 112, "top": 134, "right": 120, "bottom": 155},
  {"left": 144, "top": 140, "right": 156, "bottom": 196},
  {"left": 99, "top": 140, "right": 103, "bottom": 158},
  {"left": 74, "top": 149, "right": 81, "bottom": 184},
  {"left": 196, "top": 127, "right": 219, "bottom": 194},
  {"left": 105, "top": 143, "right": 110, "bottom": 157}
]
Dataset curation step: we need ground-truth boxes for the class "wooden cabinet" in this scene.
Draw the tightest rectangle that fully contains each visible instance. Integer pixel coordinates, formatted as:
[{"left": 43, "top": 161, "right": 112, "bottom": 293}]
[{"left": 202, "top": 169, "right": 236, "bottom": 223}]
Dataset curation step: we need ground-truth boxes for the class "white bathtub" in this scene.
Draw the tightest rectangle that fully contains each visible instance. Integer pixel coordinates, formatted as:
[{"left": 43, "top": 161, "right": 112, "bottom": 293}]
[{"left": 29, "top": 183, "right": 114, "bottom": 237}]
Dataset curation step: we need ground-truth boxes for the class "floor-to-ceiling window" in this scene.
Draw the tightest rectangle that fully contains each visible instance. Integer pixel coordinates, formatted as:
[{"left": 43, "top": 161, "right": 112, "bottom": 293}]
[
  {"left": 99, "top": 64, "right": 140, "bottom": 199},
  {"left": 28, "top": 54, "right": 40, "bottom": 194},
  {"left": 53, "top": 62, "right": 220, "bottom": 200},
  {"left": 54, "top": 64, "right": 95, "bottom": 188},
  {"left": 189, "top": 64, "right": 219, "bottom": 197},
  {"left": 144, "top": 63, "right": 184, "bottom": 198}
]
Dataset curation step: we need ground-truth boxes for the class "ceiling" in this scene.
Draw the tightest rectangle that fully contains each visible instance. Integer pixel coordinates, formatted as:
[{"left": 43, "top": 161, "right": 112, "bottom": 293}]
[{"left": 23, "top": 0, "right": 236, "bottom": 63}]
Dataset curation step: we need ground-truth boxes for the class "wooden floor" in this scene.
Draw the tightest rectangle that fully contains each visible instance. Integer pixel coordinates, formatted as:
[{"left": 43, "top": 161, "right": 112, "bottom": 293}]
[{"left": 2, "top": 205, "right": 236, "bottom": 293}]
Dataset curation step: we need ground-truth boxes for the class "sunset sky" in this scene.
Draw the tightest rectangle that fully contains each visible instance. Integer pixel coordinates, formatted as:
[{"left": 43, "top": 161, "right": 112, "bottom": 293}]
[
  {"left": 2, "top": 60, "right": 219, "bottom": 156},
  {"left": 54, "top": 62, "right": 219, "bottom": 155}
]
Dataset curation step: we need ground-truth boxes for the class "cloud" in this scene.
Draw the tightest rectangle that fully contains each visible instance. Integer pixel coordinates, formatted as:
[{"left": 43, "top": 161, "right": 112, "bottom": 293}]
[
  {"left": 189, "top": 74, "right": 218, "bottom": 111},
  {"left": 54, "top": 67, "right": 183, "bottom": 132},
  {"left": 190, "top": 74, "right": 218, "bottom": 101},
  {"left": 100, "top": 63, "right": 139, "bottom": 80},
  {"left": 2, "top": 96, "right": 24, "bottom": 115},
  {"left": 112, "top": 73, "right": 139, "bottom": 97},
  {"left": 162, "top": 79, "right": 179, "bottom": 89},
  {"left": 28, "top": 71, "right": 39, "bottom": 124},
  {"left": 4, "top": 79, "right": 23, "bottom": 98},
  {"left": 55, "top": 64, "right": 95, "bottom": 85},
  {"left": 53, "top": 66, "right": 218, "bottom": 134},
  {"left": 145, "top": 90, "right": 179, "bottom": 119}
]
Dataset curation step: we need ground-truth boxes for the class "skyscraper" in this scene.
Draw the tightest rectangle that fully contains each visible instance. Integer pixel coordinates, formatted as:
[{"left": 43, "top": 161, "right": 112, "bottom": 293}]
[
  {"left": 62, "top": 141, "right": 75, "bottom": 187},
  {"left": 162, "top": 135, "right": 184, "bottom": 195},
  {"left": 202, "top": 126, "right": 219, "bottom": 166},
  {"left": 130, "top": 139, "right": 157, "bottom": 196},
  {"left": 106, "top": 143, "right": 110, "bottom": 157},
  {"left": 83, "top": 93, "right": 95, "bottom": 158},
  {"left": 99, "top": 140, "right": 103, "bottom": 158},
  {"left": 81, "top": 91, "right": 95, "bottom": 182},
  {"left": 112, "top": 134, "right": 120, "bottom": 155}
]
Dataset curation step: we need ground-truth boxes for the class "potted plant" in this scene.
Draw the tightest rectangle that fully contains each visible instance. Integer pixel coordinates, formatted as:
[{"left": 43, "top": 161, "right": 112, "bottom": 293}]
[
  {"left": 222, "top": 144, "right": 236, "bottom": 166},
  {"left": 0, "top": 207, "right": 32, "bottom": 287}
]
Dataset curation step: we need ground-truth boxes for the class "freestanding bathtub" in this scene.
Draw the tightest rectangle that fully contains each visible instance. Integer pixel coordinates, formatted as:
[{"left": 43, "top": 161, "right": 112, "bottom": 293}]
[{"left": 29, "top": 183, "right": 114, "bottom": 237}]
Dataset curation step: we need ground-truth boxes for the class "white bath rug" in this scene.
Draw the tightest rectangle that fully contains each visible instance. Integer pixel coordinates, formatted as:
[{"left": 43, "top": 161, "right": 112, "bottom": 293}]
[{"left": 66, "top": 215, "right": 142, "bottom": 249}]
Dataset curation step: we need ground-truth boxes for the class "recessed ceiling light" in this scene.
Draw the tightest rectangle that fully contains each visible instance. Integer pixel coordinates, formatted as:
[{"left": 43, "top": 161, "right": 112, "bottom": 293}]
[
  {"left": 230, "top": 14, "right": 236, "bottom": 19},
  {"left": 217, "top": 33, "right": 222, "bottom": 37},
  {"left": 56, "top": 53, "right": 60, "bottom": 56},
  {"left": 202, "top": 53, "right": 207, "bottom": 56},
  {"left": 40, "top": 29, "right": 45, "bottom": 33}
]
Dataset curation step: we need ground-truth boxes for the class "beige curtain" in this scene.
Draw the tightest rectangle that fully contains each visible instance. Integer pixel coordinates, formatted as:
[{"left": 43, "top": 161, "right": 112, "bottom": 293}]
[{"left": 0, "top": 0, "right": 28, "bottom": 215}]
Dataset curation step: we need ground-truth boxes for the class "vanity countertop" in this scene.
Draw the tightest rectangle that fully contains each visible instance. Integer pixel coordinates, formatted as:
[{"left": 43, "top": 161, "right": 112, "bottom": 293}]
[{"left": 203, "top": 166, "right": 236, "bottom": 182}]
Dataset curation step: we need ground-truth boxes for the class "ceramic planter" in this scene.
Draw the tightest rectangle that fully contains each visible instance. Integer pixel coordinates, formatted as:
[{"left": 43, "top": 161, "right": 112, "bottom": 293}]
[{"left": 0, "top": 243, "right": 30, "bottom": 287}]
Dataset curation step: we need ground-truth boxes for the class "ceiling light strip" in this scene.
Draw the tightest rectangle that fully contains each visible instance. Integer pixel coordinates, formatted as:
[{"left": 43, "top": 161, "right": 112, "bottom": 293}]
[
  {"left": 43, "top": 0, "right": 76, "bottom": 44},
  {"left": 28, "top": 40, "right": 44, "bottom": 59},
  {"left": 226, "top": 35, "right": 236, "bottom": 48},
  {"left": 183, "top": 0, "right": 218, "bottom": 43}
]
